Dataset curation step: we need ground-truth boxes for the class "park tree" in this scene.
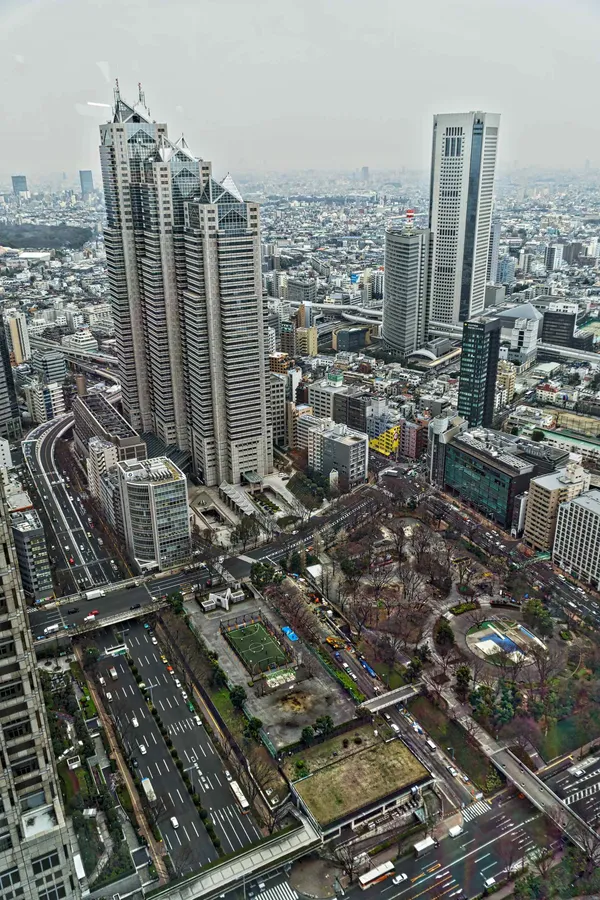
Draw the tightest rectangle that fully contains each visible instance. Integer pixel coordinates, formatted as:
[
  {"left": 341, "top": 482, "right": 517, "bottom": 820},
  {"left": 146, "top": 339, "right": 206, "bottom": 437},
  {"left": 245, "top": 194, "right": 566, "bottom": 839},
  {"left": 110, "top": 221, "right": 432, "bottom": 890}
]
[
  {"left": 229, "top": 685, "right": 247, "bottom": 710},
  {"left": 314, "top": 715, "right": 334, "bottom": 736},
  {"left": 522, "top": 598, "right": 553, "bottom": 638},
  {"left": 455, "top": 664, "right": 472, "bottom": 702},
  {"left": 434, "top": 617, "right": 455, "bottom": 649},
  {"left": 244, "top": 716, "right": 263, "bottom": 741},
  {"left": 234, "top": 515, "right": 260, "bottom": 550},
  {"left": 406, "top": 657, "right": 423, "bottom": 682},
  {"left": 250, "top": 562, "right": 283, "bottom": 589},
  {"left": 301, "top": 726, "right": 315, "bottom": 745}
]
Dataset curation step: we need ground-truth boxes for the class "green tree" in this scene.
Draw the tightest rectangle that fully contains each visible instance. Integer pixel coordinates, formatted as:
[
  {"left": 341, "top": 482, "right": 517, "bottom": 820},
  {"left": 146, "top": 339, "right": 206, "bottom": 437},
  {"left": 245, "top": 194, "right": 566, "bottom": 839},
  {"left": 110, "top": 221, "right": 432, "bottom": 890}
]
[
  {"left": 314, "top": 715, "right": 334, "bottom": 736},
  {"left": 406, "top": 657, "right": 423, "bottom": 682},
  {"left": 455, "top": 664, "right": 471, "bottom": 702},
  {"left": 522, "top": 598, "right": 553, "bottom": 637},
  {"left": 250, "top": 562, "right": 283, "bottom": 589},
  {"left": 244, "top": 716, "right": 263, "bottom": 740},
  {"left": 434, "top": 617, "right": 455, "bottom": 648},
  {"left": 229, "top": 685, "right": 247, "bottom": 710},
  {"left": 531, "top": 429, "right": 545, "bottom": 442},
  {"left": 301, "top": 726, "right": 315, "bottom": 745}
]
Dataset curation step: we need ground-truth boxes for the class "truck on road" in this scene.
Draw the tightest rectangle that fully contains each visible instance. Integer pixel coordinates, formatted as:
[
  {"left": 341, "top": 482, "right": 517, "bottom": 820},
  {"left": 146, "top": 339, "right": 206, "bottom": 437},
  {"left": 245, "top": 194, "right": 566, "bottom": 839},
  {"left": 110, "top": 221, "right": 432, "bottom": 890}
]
[
  {"left": 141, "top": 777, "right": 157, "bottom": 804},
  {"left": 108, "top": 667, "right": 118, "bottom": 681},
  {"left": 413, "top": 836, "right": 436, "bottom": 857},
  {"left": 84, "top": 589, "right": 105, "bottom": 601}
]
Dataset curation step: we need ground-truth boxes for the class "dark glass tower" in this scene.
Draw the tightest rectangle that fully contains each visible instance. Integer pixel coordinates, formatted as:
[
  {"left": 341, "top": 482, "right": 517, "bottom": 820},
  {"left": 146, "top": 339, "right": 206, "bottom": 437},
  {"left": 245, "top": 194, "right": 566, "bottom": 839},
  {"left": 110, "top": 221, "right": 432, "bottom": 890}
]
[{"left": 457, "top": 316, "right": 501, "bottom": 428}]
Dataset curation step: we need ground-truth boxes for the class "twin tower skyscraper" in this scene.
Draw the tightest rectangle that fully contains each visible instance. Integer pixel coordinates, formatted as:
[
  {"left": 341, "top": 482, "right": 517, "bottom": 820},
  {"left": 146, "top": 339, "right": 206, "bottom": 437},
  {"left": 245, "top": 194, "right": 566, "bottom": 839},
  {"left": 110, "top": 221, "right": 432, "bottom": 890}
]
[
  {"left": 100, "top": 85, "right": 272, "bottom": 486},
  {"left": 382, "top": 111, "right": 501, "bottom": 358}
]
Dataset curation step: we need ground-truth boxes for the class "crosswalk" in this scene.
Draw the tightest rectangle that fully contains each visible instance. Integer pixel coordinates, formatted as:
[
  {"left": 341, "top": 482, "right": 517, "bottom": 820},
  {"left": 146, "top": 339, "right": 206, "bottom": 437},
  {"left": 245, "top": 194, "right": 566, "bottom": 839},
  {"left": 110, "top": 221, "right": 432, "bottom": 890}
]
[
  {"left": 255, "top": 882, "right": 298, "bottom": 900},
  {"left": 564, "top": 780, "right": 600, "bottom": 806},
  {"left": 462, "top": 799, "right": 492, "bottom": 822}
]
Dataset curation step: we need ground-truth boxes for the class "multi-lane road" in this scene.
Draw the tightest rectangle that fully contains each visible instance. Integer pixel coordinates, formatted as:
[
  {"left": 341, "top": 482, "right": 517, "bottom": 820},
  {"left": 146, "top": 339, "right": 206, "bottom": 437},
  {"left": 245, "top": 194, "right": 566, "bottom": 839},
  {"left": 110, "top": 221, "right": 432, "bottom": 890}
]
[
  {"left": 22, "top": 416, "right": 122, "bottom": 592},
  {"left": 28, "top": 568, "right": 214, "bottom": 640},
  {"left": 95, "top": 620, "right": 262, "bottom": 875}
]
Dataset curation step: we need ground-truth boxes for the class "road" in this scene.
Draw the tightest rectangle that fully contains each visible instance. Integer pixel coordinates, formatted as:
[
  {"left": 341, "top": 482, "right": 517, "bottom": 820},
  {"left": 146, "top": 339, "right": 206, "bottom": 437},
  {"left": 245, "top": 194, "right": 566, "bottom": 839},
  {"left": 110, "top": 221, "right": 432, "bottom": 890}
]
[
  {"left": 22, "top": 415, "right": 122, "bottom": 593},
  {"left": 28, "top": 567, "right": 214, "bottom": 640},
  {"left": 544, "top": 755, "right": 600, "bottom": 827},
  {"left": 95, "top": 619, "right": 262, "bottom": 874},
  {"left": 347, "top": 794, "right": 552, "bottom": 900}
]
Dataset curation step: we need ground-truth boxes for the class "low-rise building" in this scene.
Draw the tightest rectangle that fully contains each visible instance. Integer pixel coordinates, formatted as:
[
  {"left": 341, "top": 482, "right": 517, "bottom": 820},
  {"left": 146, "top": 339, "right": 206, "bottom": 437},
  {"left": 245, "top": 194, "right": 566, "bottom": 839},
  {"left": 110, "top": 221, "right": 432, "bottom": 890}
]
[
  {"left": 306, "top": 420, "right": 369, "bottom": 491},
  {"left": 23, "top": 379, "right": 65, "bottom": 423},
  {"left": 73, "top": 393, "right": 147, "bottom": 460},
  {"left": 87, "top": 436, "right": 119, "bottom": 500}
]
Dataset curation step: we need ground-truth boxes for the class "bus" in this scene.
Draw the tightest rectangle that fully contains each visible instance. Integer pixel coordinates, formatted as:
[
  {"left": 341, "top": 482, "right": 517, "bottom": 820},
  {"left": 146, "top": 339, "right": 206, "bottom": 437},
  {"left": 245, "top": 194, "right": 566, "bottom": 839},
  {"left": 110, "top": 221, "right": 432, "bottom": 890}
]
[
  {"left": 358, "top": 862, "right": 395, "bottom": 890},
  {"left": 141, "top": 777, "right": 157, "bottom": 805},
  {"left": 359, "top": 659, "right": 377, "bottom": 678},
  {"left": 229, "top": 780, "right": 250, "bottom": 813}
]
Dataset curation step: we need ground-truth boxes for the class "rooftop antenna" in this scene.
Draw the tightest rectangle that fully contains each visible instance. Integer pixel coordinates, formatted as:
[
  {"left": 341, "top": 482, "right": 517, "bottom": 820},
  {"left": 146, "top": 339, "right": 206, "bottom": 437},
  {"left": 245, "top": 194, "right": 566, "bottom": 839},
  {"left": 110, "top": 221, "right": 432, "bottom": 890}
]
[
  {"left": 138, "top": 82, "right": 145, "bottom": 107},
  {"left": 114, "top": 78, "right": 121, "bottom": 107}
]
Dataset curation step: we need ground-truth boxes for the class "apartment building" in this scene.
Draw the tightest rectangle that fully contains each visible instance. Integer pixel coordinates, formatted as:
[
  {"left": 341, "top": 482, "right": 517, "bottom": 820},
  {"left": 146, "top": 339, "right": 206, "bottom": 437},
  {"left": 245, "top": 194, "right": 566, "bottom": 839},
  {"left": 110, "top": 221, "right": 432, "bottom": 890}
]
[
  {"left": 523, "top": 462, "right": 590, "bottom": 553},
  {"left": 554, "top": 491, "right": 600, "bottom": 588}
]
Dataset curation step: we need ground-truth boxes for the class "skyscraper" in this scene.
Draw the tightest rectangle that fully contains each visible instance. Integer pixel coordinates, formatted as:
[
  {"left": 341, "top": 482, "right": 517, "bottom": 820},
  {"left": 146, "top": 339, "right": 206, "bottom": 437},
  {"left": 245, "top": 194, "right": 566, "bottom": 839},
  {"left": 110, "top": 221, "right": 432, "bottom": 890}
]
[
  {"left": 383, "top": 224, "right": 431, "bottom": 358},
  {"left": 487, "top": 215, "right": 501, "bottom": 283},
  {"left": 100, "top": 84, "right": 271, "bottom": 485},
  {"left": 0, "top": 314, "right": 21, "bottom": 440},
  {"left": 0, "top": 480, "right": 79, "bottom": 900},
  {"left": 5, "top": 311, "right": 31, "bottom": 365},
  {"left": 79, "top": 170, "right": 94, "bottom": 198},
  {"left": 428, "top": 111, "right": 500, "bottom": 327},
  {"left": 457, "top": 316, "right": 501, "bottom": 428},
  {"left": 11, "top": 175, "right": 28, "bottom": 195}
]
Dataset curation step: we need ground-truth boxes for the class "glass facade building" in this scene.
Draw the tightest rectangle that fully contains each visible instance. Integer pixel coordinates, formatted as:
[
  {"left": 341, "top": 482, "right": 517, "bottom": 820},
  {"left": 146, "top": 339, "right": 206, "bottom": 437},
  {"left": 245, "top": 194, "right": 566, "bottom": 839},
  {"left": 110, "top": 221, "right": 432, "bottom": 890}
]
[{"left": 457, "top": 316, "right": 501, "bottom": 428}]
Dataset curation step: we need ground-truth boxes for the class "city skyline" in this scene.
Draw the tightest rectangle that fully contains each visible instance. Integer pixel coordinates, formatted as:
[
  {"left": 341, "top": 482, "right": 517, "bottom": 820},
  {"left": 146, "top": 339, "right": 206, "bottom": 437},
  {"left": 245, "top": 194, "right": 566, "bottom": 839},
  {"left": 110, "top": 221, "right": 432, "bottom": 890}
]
[{"left": 2, "top": 0, "right": 600, "bottom": 177}]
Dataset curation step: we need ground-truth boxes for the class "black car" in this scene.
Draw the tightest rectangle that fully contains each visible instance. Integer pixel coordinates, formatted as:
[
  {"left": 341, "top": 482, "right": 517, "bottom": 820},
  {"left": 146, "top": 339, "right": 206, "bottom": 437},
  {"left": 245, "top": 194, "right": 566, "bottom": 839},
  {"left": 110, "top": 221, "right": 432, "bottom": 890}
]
[
  {"left": 67, "top": 607, "right": 79, "bottom": 615},
  {"left": 129, "top": 603, "right": 141, "bottom": 610}
]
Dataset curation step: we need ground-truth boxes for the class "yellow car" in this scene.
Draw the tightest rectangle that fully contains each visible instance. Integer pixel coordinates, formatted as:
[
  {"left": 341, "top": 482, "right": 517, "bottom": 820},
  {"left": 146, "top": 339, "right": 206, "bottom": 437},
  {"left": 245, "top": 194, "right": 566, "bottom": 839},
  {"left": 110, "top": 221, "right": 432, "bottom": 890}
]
[{"left": 160, "top": 655, "right": 168, "bottom": 664}]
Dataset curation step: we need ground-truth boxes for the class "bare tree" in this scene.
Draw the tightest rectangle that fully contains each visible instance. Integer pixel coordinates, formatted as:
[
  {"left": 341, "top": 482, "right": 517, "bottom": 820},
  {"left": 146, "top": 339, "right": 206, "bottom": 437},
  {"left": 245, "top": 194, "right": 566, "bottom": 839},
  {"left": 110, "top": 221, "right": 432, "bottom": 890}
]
[
  {"left": 347, "top": 591, "right": 374, "bottom": 640},
  {"left": 387, "top": 518, "right": 406, "bottom": 563},
  {"left": 410, "top": 525, "right": 432, "bottom": 569},
  {"left": 320, "top": 842, "right": 360, "bottom": 883}
]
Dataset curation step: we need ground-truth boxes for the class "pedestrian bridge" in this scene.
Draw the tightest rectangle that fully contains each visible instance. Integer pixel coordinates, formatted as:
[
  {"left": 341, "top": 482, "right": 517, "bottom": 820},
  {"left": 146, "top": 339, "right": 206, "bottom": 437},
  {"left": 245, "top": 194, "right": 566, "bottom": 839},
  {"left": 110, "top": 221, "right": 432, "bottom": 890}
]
[{"left": 360, "top": 683, "right": 421, "bottom": 713}]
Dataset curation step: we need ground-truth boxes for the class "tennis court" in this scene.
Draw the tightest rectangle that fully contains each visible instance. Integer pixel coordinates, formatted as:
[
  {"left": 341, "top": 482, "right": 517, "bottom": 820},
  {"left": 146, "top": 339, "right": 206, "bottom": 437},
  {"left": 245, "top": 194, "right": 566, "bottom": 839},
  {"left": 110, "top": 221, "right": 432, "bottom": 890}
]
[{"left": 225, "top": 621, "right": 287, "bottom": 674}]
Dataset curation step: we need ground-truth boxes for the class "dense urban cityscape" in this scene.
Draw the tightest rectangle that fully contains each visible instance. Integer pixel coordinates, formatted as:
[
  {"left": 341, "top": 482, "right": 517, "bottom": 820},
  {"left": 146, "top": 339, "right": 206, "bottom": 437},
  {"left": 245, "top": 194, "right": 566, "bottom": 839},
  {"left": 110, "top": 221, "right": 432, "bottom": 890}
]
[{"left": 4, "top": 38, "right": 600, "bottom": 900}]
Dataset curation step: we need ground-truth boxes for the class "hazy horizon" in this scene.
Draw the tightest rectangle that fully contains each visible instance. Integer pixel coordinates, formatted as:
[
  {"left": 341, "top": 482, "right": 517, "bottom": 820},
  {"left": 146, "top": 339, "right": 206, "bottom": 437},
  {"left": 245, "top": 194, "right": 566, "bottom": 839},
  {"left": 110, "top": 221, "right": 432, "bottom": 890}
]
[{"left": 2, "top": 0, "right": 600, "bottom": 182}]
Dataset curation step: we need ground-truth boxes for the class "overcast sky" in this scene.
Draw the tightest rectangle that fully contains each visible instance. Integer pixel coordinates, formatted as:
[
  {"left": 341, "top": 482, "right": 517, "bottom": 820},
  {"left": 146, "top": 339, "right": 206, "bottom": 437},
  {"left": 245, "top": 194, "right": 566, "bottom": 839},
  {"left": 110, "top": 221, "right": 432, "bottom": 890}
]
[{"left": 1, "top": 0, "right": 599, "bottom": 182}]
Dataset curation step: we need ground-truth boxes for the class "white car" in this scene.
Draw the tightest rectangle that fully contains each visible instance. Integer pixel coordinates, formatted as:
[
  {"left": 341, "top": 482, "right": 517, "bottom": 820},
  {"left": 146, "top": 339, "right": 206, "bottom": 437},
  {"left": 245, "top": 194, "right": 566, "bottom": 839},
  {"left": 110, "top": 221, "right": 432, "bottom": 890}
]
[
  {"left": 132, "top": 717, "right": 139, "bottom": 728},
  {"left": 105, "top": 692, "right": 113, "bottom": 703},
  {"left": 392, "top": 874, "right": 407, "bottom": 884},
  {"left": 174, "top": 678, "right": 181, "bottom": 688},
  {"left": 225, "top": 770, "right": 233, "bottom": 781},
  {"left": 390, "top": 723, "right": 400, "bottom": 733},
  {"left": 170, "top": 816, "right": 179, "bottom": 829},
  {"left": 151, "top": 637, "right": 158, "bottom": 645},
  {"left": 181, "top": 691, "right": 188, "bottom": 701},
  {"left": 139, "top": 744, "right": 147, "bottom": 755},
  {"left": 194, "top": 715, "right": 202, "bottom": 726}
]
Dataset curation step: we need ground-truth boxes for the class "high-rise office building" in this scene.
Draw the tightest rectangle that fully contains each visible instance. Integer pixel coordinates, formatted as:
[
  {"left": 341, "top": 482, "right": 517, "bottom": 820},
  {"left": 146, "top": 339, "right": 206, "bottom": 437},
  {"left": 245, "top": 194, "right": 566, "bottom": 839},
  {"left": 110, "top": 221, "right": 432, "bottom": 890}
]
[
  {"left": 4, "top": 312, "right": 31, "bottom": 365},
  {"left": 382, "top": 225, "right": 431, "bottom": 357},
  {"left": 287, "top": 278, "right": 317, "bottom": 306},
  {"left": 524, "top": 461, "right": 590, "bottom": 553},
  {"left": 428, "top": 111, "right": 500, "bottom": 326},
  {"left": 0, "top": 315, "right": 21, "bottom": 440},
  {"left": 100, "top": 85, "right": 271, "bottom": 485},
  {"left": 554, "top": 491, "right": 600, "bottom": 588},
  {"left": 11, "top": 175, "right": 28, "bottom": 195},
  {"left": 79, "top": 169, "right": 94, "bottom": 198},
  {"left": 117, "top": 456, "right": 191, "bottom": 571},
  {"left": 457, "top": 316, "right": 501, "bottom": 428},
  {"left": 487, "top": 215, "right": 501, "bottom": 283},
  {"left": 544, "top": 244, "right": 563, "bottom": 272},
  {"left": 0, "top": 480, "right": 79, "bottom": 899}
]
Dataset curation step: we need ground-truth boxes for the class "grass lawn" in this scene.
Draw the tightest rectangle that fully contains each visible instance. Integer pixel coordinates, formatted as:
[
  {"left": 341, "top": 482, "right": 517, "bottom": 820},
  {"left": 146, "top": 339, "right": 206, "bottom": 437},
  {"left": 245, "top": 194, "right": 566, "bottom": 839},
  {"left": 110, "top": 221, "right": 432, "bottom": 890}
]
[
  {"left": 539, "top": 708, "right": 600, "bottom": 760},
  {"left": 225, "top": 620, "right": 287, "bottom": 673},
  {"left": 211, "top": 687, "right": 245, "bottom": 740},
  {"left": 408, "top": 696, "right": 501, "bottom": 794},
  {"left": 372, "top": 661, "right": 406, "bottom": 690},
  {"left": 282, "top": 723, "right": 382, "bottom": 778},
  {"left": 293, "top": 735, "right": 428, "bottom": 826},
  {"left": 58, "top": 761, "right": 92, "bottom": 809}
]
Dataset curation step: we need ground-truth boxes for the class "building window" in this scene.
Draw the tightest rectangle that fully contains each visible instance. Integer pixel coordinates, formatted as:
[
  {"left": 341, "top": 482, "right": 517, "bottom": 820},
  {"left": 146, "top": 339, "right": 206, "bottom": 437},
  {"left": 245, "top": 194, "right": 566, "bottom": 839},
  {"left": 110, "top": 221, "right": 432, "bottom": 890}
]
[
  {"left": 37, "top": 884, "right": 66, "bottom": 900},
  {"left": 32, "top": 854, "right": 60, "bottom": 876}
]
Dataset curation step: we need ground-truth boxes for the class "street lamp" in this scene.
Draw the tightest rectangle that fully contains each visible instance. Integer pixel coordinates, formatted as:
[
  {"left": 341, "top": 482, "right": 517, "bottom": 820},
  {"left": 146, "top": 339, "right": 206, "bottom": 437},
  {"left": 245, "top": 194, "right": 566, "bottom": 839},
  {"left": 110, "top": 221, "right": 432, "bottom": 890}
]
[{"left": 447, "top": 746, "right": 455, "bottom": 760}]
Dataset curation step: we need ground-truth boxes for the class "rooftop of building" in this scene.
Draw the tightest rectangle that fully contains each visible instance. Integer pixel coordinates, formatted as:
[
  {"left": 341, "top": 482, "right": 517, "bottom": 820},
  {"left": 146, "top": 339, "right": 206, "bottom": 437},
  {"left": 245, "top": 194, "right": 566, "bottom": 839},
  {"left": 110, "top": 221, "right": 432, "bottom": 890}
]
[
  {"left": 11, "top": 509, "right": 43, "bottom": 533},
  {"left": 118, "top": 456, "right": 185, "bottom": 483},
  {"left": 562, "top": 489, "right": 600, "bottom": 516},
  {"left": 76, "top": 393, "right": 139, "bottom": 438},
  {"left": 531, "top": 463, "right": 586, "bottom": 492}
]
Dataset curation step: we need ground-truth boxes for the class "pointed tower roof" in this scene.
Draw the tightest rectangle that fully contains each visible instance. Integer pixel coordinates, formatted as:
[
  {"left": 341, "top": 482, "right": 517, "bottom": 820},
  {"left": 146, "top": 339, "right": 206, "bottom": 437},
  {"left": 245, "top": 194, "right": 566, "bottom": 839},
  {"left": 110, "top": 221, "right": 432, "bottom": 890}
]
[{"left": 220, "top": 173, "right": 243, "bottom": 202}]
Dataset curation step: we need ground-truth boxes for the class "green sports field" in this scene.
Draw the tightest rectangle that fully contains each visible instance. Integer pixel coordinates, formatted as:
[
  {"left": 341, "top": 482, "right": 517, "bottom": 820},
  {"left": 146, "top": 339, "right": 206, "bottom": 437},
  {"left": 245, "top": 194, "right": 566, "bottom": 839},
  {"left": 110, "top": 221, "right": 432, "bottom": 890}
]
[{"left": 225, "top": 621, "right": 287, "bottom": 673}]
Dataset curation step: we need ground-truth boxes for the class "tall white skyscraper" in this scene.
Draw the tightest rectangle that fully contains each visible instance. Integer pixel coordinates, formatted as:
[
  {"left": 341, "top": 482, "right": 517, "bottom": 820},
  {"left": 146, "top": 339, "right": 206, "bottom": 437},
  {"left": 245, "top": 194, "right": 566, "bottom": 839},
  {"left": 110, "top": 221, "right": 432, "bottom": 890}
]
[
  {"left": 100, "top": 84, "right": 272, "bottom": 485},
  {"left": 382, "top": 224, "right": 431, "bottom": 357},
  {"left": 428, "top": 111, "right": 500, "bottom": 327}
]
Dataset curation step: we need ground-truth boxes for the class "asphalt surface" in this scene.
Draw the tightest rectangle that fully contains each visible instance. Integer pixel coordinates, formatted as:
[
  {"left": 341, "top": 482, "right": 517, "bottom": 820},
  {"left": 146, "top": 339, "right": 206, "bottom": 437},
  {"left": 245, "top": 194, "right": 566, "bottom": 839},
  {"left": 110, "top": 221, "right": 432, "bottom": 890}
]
[
  {"left": 22, "top": 416, "right": 122, "bottom": 592},
  {"left": 96, "top": 620, "right": 261, "bottom": 875},
  {"left": 346, "top": 794, "right": 552, "bottom": 900},
  {"left": 28, "top": 568, "right": 214, "bottom": 640},
  {"left": 544, "top": 755, "right": 600, "bottom": 828}
]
